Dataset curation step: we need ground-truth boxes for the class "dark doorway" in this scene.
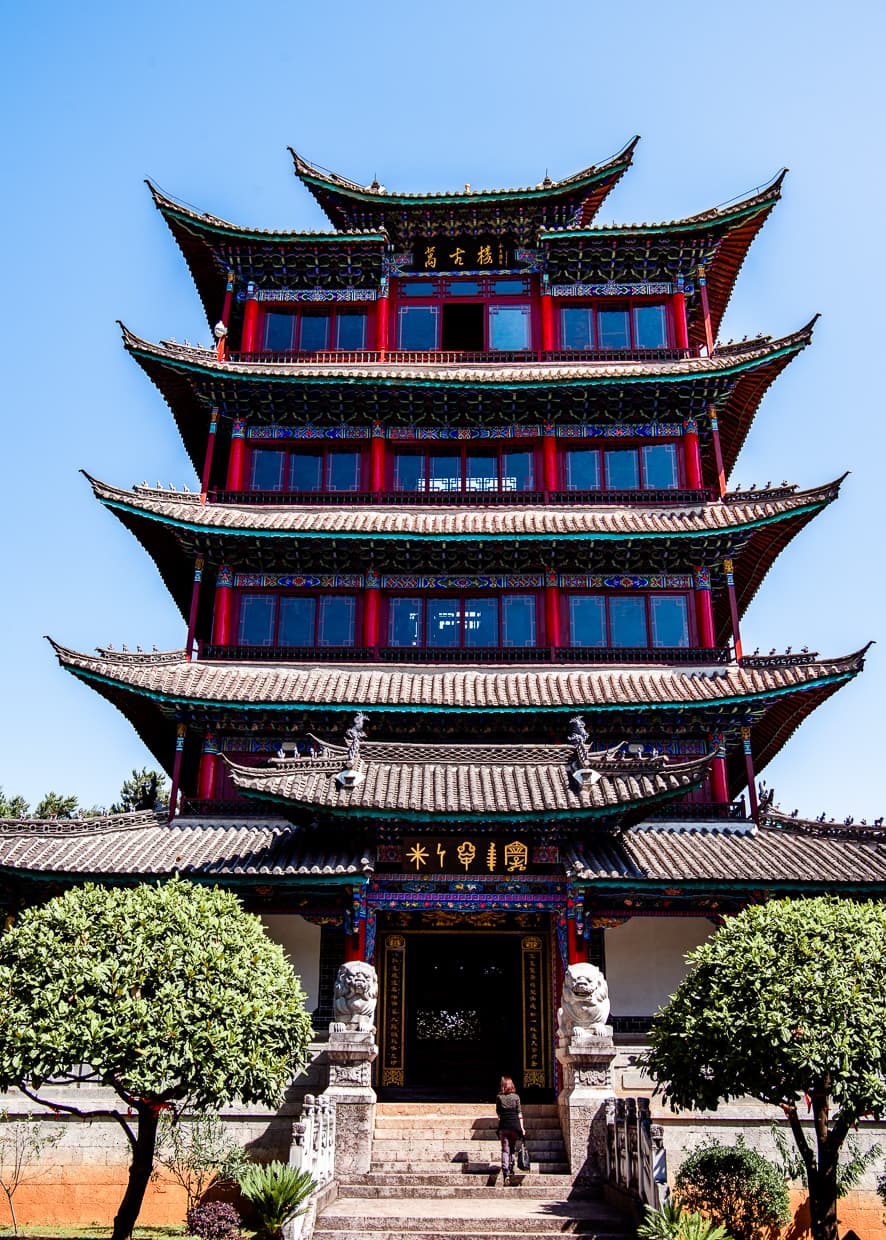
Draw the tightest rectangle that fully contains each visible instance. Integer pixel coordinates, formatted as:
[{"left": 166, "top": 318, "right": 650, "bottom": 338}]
[
  {"left": 400, "top": 934, "right": 522, "bottom": 1100},
  {"left": 441, "top": 303, "right": 484, "bottom": 351}
]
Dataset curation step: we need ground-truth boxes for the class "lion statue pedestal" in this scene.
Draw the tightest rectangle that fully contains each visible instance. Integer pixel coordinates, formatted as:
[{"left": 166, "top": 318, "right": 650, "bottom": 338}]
[
  {"left": 323, "top": 961, "right": 379, "bottom": 1176},
  {"left": 555, "top": 963, "right": 617, "bottom": 1185}
]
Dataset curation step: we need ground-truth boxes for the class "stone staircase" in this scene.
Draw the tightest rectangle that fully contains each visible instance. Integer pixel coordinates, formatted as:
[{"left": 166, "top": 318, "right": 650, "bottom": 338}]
[{"left": 312, "top": 1102, "right": 634, "bottom": 1240}]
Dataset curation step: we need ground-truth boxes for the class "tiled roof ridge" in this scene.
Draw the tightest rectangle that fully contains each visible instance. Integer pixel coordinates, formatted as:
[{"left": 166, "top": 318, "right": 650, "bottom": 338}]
[
  {"left": 146, "top": 179, "right": 388, "bottom": 242},
  {"left": 539, "top": 169, "right": 786, "bottom": 237},
  {"left": 118, "top": 321, "right": 814, "bottom": 384},
  {"left": 0, "top": 809, "right": 165, "bottom": 837},
  {"left": 763, "top": 806, "right": 886, "bottom": 841},
  {"left": 288, "top": 139, "right": 640, "bottom": 202},
  {"left": 45, "top": 636, "right": 187, "bottom": 665}
]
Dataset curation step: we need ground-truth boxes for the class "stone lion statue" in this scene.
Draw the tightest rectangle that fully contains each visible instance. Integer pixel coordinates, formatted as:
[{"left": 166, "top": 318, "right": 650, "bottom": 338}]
[
  {"left": 557, "top": 963, "right": 610, "bottom": 1041},
  {"left": 330, "top": 961, "right": 378, "bottom": 1033}
]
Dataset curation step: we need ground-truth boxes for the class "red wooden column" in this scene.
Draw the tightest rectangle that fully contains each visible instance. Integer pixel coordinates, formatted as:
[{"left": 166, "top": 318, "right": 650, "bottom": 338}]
[
  {"left": 215, "top": 272, "right": 235, "bottom": 359},
  {"left": 708, "top": 404, "right": 727, "bottom": 497},
  {"left": 363, "top": 571, "right": 380, "bottom": 652},
  {"left": 671, "top": 274, "right": 689, "bottom": 353},
  {"left": 240, "top": 282, "right": 259, "bottom": 354},
  {"left": 369, "top": 425, "right": 385, "bottom": 494},
  {"left": 545, "top": 572, "right": 562, "bottom": 652},
  {"left": 212, "top": 565, "right": 233, "bottom": 645},
  {"left": 723, "top": 557, "right": 743, "bottom": 660},
  {"left": 708, "top": 731, "right": 729, "bottom": 806},
  {"left": 344, "top": 888, "right": 368, "bottom": 961},
  {"left": 197, "top": 732, "right": 218, "bottom": 801},
  {"left": 741, "top": 726, "right": 760, "bottom": 822},
  {"left": 225, "top": 421, "right": 246, "bottom": 492},
  {"left": 697, "top": 265, "right": 714, "bottom": 354},
  {"left": 168, "top": 723, "right": 187, "bottom": 822},
  {"left": 694, "top": 568, "right": 716, "bottom": 649},
  {"left": 542, "top": 426, "right": 557, "bottom": 496},
  {"left": 682, "top": 418, "right": 703, "bottom": 490},
  {"left": 566, "top": 892, "right": 585, "bottom": 964},
  {"left": 540, "top": 290, "right": 555, "bottom": 355},
  {"left": 375, "top": 290, "right": 389, "bottom": 360},
  {"left": 184, "top": 556, "right": 204, "bottom": 662},
  {"left": 200, "top": 408, "right": 219, "bottom": 503}
]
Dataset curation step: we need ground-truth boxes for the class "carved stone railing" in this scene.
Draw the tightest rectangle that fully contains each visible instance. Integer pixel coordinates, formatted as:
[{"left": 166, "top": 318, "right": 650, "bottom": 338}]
[
  {"left": 606, "top": 1097, "right": 667, "bottom": 1212},
  {"left": 287, "top": 1093, "right": 336, "bottom": 1240}
]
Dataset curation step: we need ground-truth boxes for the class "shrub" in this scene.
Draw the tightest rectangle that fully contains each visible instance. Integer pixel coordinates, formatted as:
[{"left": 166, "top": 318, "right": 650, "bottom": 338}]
[
  {"left": 675, "top": 1138, "right": 790, "bottom": 1240},
  {"left": 637, "top": 1199, "right": 733, "bottom": 1240},
  {"left": 186, "top": 1201, "right": 242, "bottom": 1240},
  {"left": 237, "top": 1162, "right": 316, "bottom": 1240}
]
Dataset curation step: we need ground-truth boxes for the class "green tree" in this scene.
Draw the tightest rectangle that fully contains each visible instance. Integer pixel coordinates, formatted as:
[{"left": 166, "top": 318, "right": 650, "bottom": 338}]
[
  {"left": 0, "top": 1111, "right": 62, "bottom": 1234},
  {"left": 110, "top": 767, "right": 170, "bottom": 814},
  {"left": 644, "top": 897, "right": 886, "bottom": 1240},
  {"left": 0, "top": 789, "right": 29, "bottom": 819},
  {"left": 153, "top": 1110, "right": 249, "bottom": 1213},
  {"left": 33, "top": 791, "right": 79, "bottom": 818},
  {"left": 675, "top": 1138, "right": 790, "bottom": 1240},
  {"left": 0, "top": 879, "right": 313, "bottom": 1240}
]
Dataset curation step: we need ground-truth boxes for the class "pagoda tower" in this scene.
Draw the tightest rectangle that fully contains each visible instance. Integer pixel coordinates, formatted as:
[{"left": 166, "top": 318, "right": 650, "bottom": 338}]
[{"left": 33, "top": 141, "right": 873, "bottom": 1099}]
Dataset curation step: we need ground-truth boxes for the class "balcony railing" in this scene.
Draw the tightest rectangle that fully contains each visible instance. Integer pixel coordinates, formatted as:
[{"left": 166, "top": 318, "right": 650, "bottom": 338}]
[
  {"left": 198, "top": 644, "right": 731, "bottom": 665},
  {"left": 227, "top": 347, "right": 690, "bottom": 366},
  {"left": 211, "top": 486, "right": 716, "bottom": 506}
]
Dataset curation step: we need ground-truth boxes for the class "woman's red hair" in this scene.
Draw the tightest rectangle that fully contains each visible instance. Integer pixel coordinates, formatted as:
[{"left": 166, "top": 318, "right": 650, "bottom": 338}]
[{"left": 499, "top": 1076, "right": 516, "bottom": 1094}]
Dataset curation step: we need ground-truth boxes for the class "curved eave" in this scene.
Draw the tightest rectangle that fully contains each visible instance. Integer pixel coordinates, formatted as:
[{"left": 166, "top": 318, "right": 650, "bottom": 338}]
[
  {"left": 540, "top": 172, "right": 784, "bottom": 345},
  {"left": 289, "top": 140, "right": 639, "bottom": 233},
  {"left": 122, "top": 323, "right": 813, "bottom": 479},
  {"left": 49, "top": 642, "right": 867, "bottom": 787},
  {"left": 148, "top": 182, "right": 387, "bottom": 325},
  {"left": 87, "top": 475, "right": 842, "bottom": 622}
]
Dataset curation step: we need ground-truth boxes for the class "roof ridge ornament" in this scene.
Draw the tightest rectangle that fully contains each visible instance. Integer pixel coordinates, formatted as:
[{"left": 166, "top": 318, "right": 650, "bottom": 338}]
[
  {"left": 337, "top": 713, "right": 368, "bottom": 788},
  {"left": 568, "top": 716, "right": 602, "bottom": 790}
]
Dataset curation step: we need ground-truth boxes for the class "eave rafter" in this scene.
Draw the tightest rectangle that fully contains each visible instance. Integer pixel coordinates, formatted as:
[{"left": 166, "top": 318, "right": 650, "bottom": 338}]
[{"left": 121, "top": 322, "right": 815, "bottom": 481}]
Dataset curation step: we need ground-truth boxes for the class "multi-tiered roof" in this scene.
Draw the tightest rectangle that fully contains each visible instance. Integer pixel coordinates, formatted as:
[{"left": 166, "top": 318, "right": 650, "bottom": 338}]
[{"left": 0, "top": 140, "right": 869, "bottom": 900}]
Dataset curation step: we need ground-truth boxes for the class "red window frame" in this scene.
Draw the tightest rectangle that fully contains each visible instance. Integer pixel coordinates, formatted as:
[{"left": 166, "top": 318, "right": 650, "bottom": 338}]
[
  {"left": 386, "top": 441, "right": 540, "bottom": 494},
  {"left": 258, "top": 305, "right": 374, "bottom": 354},
  {"left": 556, "top": 299, "right": 673, "bottom": 350},
  {"left": 383, "top": 591, "right": 543, "bottom": 649},
  {"left": 247, "top": 443, "right": 367, "bottom": 493},
  {"left": 563, "top": 591, "right": 695, "bottom": 649},
  {"left": 560, "top": 438, "right": 683, "bottom": 491},
  {"left": 391, "top": 275, "right": 540, "bottom": 352},
  {"left": 233, "top": 591, "right": 362, "bottom": 648}
]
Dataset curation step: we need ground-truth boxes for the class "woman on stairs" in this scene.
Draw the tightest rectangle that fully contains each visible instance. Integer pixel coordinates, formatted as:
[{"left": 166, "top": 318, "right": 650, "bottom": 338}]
[{"left": 495, "top": 1075, "right": 525, "bottom": 1186}]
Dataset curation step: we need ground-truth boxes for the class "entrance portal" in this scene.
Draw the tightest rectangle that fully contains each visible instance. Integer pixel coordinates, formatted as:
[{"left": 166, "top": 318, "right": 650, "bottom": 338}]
[{"left": 378, "top": 928, "right": 552, "bottom": 1101}]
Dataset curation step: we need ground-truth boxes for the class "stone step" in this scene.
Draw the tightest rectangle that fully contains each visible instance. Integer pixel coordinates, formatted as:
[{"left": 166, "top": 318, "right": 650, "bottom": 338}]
[
  {"left": 370, "top": 1162, "right": 571, "bottom": 1175},
  {"left": 314, "top": 1211, "right": 623, "bottom": 1235},
  {"left": 347, "top": 1172, "right": 579, "bottom": 1188},
  {"left": 371, "top": 1137, "right": 565, "bottom": 1151},
  {"left": 314, "top": 1232, "right": 627, "bottom": 1240},
  {"left": 336, "top": 1183, "right": 596, "bottom": 1199},
  {"left": 376, "top": 1113, "right": 560, "bottom": 1129},
  {"left": 375, "top": 1103, "right": 559, "bottom": 1116},
  {"left": 375, "top": 1122, "right": 563, "bottom": 1136}
]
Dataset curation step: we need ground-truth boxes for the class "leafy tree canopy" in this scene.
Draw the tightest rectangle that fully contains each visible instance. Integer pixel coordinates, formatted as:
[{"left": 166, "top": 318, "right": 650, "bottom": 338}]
[
  {"left": 0, "top": 789, "right": 29, "bottom": 819},
  {"left": 111, "top": 768, "right": 170, "bottom": 814},
  {"left": 0, "top": 879, "right": 313, "bottom": 1238},
  {"left": 645, "top": 897, "right": 886, "bottom": 1240}
]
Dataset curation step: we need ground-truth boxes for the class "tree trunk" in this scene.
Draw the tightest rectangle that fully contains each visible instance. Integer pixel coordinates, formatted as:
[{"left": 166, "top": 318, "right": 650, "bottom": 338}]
[
  {"left": 807, "top": 1160, "right": 839, "bottom": 1240},
  {"left": 111, "top": 1103, "right": 160, "bottom": 1240}
]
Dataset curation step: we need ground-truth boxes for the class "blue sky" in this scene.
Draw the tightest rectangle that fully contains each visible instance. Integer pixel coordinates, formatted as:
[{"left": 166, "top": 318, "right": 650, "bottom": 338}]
[{"left": 2, "top": 0, "right": 883, "bottom": 817}]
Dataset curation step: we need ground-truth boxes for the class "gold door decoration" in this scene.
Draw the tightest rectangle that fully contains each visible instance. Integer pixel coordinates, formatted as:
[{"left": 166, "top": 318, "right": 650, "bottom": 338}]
[
  {"left": 380, "top": 934, "right": 406, "bottom": 1087},
  {"left": 521, "top": 935, "right": 548, "bottom": 1089}
]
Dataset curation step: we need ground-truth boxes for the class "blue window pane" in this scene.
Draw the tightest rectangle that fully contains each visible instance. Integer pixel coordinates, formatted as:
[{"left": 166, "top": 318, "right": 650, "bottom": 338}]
[
  {"left": 238, "top": 595, "right": 276, "bottom": 646},
  {"left": 502, "top": 595, "right": 536, "bottom": 647},
  {"left": 642, "top": 444, "right": 679, "bottom": 489},
  {"left": 566, "top": 448, "right": 600, "bottom": 491},
  {"left": 429, "top": 452, "right": 461, "bottom": 492},
  {"left": 489, "top": 305, "right": 531, "bottom": 350},
  {"left": 494, "top": 280, "right": 526, "bottom": 296},
  {"left": 634, "top": 304, "right": 668, "bottom": 348},
  {"left": 400, "top": 282, "right": 432, "bottom": 297},
  {"left": 388, "top": 597, "right": 422, "bottom": 647},
  {"left": 290, "top": 453, "right": 323, "bottom": 492},
  {"left": 464, "top": 597, "right": 498, "bottom": 647},
  {"left": 393, "top": 453, "right": 426, "bottom": 491},
  {"left": 465, "top": 453, "right": 498, "bottom": 493},
  {"left": 336, "top": 313, "right": 367, "bottom": 349},
  {"left": 318, "top": 595, "right": 355, "bottom": 647},
  {"left": 250, "top": 450, "right": 285, "bottom": 491},
  {"left": 449, "top": 281, "right": 482, "bottom": 296},
  {"left": 502, "top": 450, "right": 535, "bottom": 491},
  {"left": 263, "top": 313, "right": 297, "bottom": 352},
  {"left": 278, "top": 596, "right": 316, "bottom": 646},
  {"left": 427, "top": 599, "right": 461, "bottom": 646},
  {"left": 326, "top": 451, "right": 361, "bottom": 492},
  {"left": 569, "top": 596, "right": 606, "bottom": 647},
  {"left": 299, "top": 314, "right": 330, "bottom": 351},
  {"left": 399, "top": 306, "right": 438, "bottom": 349},
  {"left": 608, "top": 596, "right": 648, "bottom": 647},
  {"left": 605, "top": 450, "right": 640, "bottom": 490},
  {"left": 561, "top": 307, "right": 594, "bottom": 350},
  {"left": 597, "top": 309, "right": 630, "bottom": 349},
  {"left": 650, "top": 595, "right": 689, "bottom": 647}
]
